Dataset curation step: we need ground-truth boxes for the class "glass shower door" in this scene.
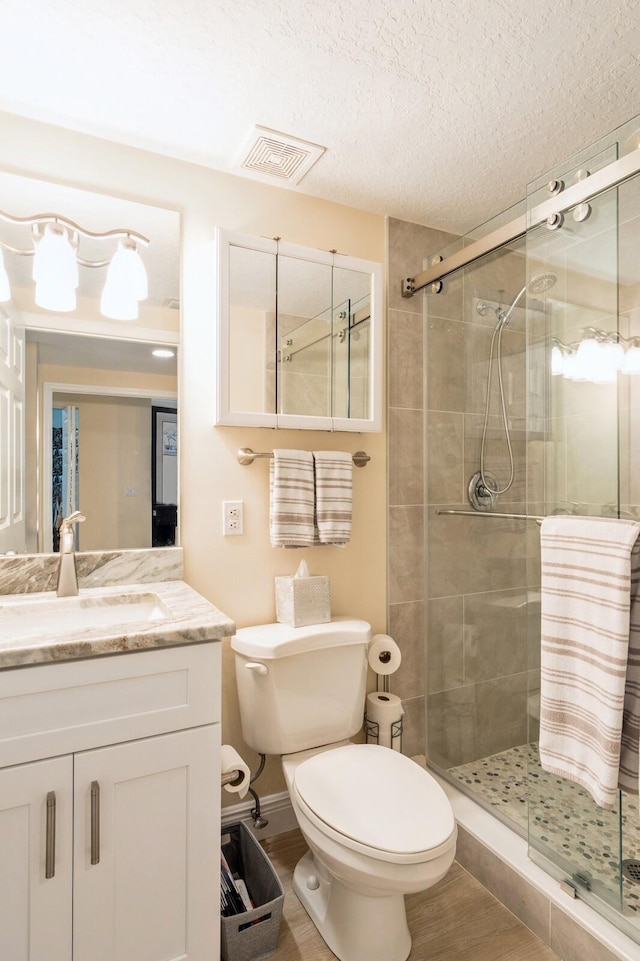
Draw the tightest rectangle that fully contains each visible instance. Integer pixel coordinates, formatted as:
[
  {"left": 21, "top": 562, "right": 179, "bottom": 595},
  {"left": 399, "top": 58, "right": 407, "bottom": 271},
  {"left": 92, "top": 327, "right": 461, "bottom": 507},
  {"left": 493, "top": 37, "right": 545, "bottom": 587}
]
[{"left": 525, "top": 148, "right": 625, "bottom": 914}]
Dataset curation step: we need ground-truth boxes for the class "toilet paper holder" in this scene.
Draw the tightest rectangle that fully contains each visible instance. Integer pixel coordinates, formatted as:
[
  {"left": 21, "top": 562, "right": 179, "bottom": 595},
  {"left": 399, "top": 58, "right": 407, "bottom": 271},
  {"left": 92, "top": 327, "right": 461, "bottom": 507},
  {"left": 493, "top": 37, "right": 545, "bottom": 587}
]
[
  {"left": 363, "top": 710, "right": 404, "bottom": 752},
  {"left": 221, "top": 768, "right": 245, "bottom": 788},
  {"left": 364, "top": 683, "right": 404, "bottom": 751},
  {"left": 364, "top": 634, "right": 404, "bottom": 750}
]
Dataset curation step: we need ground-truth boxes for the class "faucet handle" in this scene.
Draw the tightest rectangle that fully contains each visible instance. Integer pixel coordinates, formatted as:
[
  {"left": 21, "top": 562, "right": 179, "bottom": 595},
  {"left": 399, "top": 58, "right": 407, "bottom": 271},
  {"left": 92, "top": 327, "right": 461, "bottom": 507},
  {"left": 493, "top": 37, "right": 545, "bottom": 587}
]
[
  {"left": 58, "top": 511, "right": 86, "bottom": 557},
  {"left": 61, "top": 511, "right": 86, "bottom": 530}
]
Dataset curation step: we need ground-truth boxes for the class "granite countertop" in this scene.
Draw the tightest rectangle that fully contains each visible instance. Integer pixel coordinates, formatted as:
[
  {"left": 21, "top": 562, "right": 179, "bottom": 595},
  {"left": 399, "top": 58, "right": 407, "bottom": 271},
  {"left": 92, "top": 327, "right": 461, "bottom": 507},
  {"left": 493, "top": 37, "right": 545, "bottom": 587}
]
[{"left": 0, "top": 580, "right": 236, "bottom": 669}]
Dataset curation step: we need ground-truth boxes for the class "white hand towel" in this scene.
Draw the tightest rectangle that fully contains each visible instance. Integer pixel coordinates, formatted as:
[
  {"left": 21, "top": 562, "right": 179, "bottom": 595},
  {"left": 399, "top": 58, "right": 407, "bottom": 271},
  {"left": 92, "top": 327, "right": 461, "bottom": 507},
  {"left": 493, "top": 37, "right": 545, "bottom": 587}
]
[
  {"left": 313, "top": 451, "right": 353, "bottom": 546},
  {"left": 269, "top": 449, "right": 317, "bottom": 548},
  {"left": 538, "top": 515, "right": 640, "bottom": 809}
]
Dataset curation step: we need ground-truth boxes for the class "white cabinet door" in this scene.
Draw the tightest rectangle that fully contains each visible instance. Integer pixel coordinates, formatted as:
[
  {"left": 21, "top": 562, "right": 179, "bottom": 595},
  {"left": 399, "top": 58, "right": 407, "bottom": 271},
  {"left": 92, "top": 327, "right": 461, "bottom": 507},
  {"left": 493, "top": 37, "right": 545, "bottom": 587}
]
[
  {"left": 0, "top": 755, "right": 73, "bottom": 961},
  {"left": 73, "top": 725, "right": 220, "bottom": 961}
]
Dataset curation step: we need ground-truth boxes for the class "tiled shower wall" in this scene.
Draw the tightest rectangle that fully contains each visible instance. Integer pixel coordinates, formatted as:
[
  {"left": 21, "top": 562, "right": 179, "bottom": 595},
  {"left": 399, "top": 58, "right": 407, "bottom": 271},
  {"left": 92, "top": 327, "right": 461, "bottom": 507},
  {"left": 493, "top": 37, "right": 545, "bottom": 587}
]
[
  {"left": 387, "top": 216, "right": 537, "bottom": 765},
  {"left": 387, "top": 217, "right": 457, "bottom": 758}
]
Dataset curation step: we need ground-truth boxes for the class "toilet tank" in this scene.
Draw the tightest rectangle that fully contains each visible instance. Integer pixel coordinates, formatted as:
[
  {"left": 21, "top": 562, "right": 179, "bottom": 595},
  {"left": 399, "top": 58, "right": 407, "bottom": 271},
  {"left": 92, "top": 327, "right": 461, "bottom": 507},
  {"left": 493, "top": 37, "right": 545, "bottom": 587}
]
[{"left": 231, "top": 617, "right": 371, "bottom": 755}]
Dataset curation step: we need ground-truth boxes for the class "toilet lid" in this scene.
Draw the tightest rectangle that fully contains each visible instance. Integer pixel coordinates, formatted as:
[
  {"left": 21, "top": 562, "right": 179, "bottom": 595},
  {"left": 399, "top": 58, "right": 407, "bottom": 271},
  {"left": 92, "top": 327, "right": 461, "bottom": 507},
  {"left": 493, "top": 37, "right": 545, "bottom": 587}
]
[{"left": 293, "top": 744, "right": 455, "bottom": 861}]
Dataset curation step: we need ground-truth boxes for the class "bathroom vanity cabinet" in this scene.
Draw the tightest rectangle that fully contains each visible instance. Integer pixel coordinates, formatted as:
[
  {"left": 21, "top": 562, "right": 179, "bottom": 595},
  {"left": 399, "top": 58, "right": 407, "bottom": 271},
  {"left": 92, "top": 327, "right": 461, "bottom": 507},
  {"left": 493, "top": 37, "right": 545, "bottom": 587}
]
[{"left": 0, "top": 642, "right": 221, "bottom": 961}]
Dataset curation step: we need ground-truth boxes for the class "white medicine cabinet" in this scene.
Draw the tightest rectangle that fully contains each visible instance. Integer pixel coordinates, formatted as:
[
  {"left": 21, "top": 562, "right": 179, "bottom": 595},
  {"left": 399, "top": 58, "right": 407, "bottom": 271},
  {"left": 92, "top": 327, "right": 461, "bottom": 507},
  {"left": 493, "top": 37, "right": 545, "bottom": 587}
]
[{"left": 215, "top": 229, "right": 383, "bottom": 431}]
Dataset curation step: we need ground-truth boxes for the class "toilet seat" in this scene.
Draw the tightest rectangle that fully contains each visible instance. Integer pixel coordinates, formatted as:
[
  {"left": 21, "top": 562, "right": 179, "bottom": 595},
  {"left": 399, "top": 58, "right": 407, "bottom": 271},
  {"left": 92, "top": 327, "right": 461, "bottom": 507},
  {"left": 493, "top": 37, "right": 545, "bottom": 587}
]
[{"left": 291, "top": 743, "right": 456, "bottom": 865}]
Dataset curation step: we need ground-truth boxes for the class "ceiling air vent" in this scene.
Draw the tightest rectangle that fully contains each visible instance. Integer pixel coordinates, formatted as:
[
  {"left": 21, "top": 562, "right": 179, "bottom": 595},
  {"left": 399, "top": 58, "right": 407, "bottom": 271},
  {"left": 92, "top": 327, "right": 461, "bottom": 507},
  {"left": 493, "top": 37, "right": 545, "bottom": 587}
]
[{"left": 239, "top": 126, "right": 326, "bottom": 185}]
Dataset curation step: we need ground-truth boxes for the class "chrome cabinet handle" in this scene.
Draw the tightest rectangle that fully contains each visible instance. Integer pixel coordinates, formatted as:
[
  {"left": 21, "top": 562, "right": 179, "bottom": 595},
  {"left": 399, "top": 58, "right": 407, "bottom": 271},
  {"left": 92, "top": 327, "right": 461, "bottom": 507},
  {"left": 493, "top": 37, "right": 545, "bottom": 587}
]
[
  {"left": 45, "top": 791, "right": 56, "bottom": 879},
  {"left": 90, "top": 781, "right": 100, "bottom": 865}
]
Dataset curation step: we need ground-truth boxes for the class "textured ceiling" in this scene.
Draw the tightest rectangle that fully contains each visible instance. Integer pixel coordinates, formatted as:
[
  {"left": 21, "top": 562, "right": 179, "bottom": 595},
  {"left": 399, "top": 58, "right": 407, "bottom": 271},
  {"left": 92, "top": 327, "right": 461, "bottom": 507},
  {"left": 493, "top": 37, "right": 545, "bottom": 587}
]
[{"left": 0, "top": 0, "right": 639, "bottom": 232}]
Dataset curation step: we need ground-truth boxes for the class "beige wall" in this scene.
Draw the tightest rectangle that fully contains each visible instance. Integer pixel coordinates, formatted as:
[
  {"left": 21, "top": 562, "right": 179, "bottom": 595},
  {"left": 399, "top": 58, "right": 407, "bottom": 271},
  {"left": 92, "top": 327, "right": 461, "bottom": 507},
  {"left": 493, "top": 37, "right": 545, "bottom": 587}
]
[{"left": 0, "top": 110, "right": 387, "bottom": 801}]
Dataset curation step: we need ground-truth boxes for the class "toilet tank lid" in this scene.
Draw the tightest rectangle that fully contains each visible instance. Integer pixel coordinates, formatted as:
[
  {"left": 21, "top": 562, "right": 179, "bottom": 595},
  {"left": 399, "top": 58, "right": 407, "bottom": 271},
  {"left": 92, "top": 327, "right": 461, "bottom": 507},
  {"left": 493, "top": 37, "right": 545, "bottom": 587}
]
[{"left": 231, "top": 617, "right": 371, "bottom": 659}]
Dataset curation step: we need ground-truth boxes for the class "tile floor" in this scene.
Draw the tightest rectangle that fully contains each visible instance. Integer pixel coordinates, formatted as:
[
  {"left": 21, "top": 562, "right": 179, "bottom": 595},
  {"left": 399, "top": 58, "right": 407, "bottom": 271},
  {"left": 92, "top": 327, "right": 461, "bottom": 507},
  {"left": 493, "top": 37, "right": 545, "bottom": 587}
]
[
  {"left": 450, "top": 743, "right": 640, "bottom": 920},
  {"left": 260, "top": 828, "right": 562, "bottom": 961}
]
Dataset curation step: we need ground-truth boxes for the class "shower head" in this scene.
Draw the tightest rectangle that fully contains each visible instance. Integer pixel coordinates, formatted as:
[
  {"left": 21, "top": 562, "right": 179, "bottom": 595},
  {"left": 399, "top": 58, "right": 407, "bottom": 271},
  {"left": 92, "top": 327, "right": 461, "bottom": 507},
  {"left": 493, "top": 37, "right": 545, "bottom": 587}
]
[
  {"left": 528, "top": 271, "right": 557, "bottom": 295},
  {"left": 499, "top": 271, "right": 558, "bottom": 327}
]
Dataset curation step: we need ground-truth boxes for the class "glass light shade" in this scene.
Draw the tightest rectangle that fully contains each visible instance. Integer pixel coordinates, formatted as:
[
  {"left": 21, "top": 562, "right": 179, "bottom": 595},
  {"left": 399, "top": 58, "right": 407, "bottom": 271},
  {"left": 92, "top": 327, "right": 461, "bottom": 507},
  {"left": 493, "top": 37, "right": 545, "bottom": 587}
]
[
  {"left": 605, "top": 340, "right": 625, "bottom": 370},
  {"left": 593, "top": 340, "right": 623, "bottom": 384},
  {"left": 551, "top": 345, "right": 564, "bottom": 375},
  {"left": 0, "top": 249, "right": 10, "bottom": 302},
  {"left": 105, "top": 239, "right": 148, "bottom": 302},
  {"left": 32, "top": 223, "right": 79, "bottom": 289},
  {"left": 623, "top": 344, "right": 640, "bottom": 373},
  {"left": 100, "top": 280, "right": 139, "bottom": 321},
  {"left": 562, "top": 351, "right": 583, "bottom": 381},
  {"left": 35, "top": 279, "right": 76, "bottom": 312},
  {"left": 575, "top": 337, "right": 601, "bottom": 380}
]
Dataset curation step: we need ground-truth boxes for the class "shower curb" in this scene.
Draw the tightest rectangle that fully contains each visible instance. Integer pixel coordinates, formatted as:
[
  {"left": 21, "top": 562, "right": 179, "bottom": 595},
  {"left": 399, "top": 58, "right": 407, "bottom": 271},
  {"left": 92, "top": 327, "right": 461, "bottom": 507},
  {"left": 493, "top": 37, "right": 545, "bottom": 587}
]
[{"left": 433, "top": 771, "right": 639, "bottom": 961}]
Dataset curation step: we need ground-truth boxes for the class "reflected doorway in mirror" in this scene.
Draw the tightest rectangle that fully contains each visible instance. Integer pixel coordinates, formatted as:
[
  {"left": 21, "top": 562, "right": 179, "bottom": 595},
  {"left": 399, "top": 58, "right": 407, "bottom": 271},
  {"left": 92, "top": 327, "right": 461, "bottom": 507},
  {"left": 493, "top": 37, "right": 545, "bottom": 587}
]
[{"left": 152, "top": 405, "right": 178, "bottom": 547}]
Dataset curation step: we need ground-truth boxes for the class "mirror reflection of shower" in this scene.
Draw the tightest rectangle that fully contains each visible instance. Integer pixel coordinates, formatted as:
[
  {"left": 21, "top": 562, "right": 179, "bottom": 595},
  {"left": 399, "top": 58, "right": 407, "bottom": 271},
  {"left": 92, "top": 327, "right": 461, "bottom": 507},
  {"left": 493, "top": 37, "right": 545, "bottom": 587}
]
[{"left": 468, "top": 271, "right": 557, "bottom": 511}]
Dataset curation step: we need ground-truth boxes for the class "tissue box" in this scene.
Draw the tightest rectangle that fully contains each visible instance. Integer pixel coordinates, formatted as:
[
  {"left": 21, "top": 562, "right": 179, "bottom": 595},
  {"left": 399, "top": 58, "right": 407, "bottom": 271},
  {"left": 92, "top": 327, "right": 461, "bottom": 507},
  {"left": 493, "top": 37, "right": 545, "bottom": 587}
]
[{"left": 275, "top": 574, "right": 331, "bottom": 627}]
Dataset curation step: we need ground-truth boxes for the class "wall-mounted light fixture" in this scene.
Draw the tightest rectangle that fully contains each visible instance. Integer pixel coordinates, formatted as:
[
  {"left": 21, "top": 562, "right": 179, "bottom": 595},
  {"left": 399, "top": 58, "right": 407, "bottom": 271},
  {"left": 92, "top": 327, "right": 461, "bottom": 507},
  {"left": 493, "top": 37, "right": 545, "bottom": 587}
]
[
  {"left": 552, "top": 327, "right": 640, "bottom": 383},
  {"left": 0, "top": 209, "right": 149, "bottom": 320}
]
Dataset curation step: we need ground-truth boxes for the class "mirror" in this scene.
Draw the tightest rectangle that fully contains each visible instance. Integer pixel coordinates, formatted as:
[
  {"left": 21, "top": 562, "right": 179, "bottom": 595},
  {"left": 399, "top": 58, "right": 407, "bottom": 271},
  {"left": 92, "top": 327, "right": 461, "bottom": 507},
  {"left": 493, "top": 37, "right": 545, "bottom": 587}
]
[
  {"left": 215, "top": 229, "right": 382, "bottom": 431},
  {"left": 0, "top": 171, "right": 180, "bottom": 555}
]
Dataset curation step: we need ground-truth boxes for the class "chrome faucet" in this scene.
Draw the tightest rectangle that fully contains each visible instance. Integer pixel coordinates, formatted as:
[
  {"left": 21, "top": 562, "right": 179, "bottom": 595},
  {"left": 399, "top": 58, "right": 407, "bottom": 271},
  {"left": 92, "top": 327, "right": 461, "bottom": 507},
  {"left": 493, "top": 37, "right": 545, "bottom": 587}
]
[{"left": 56, "top": 511, "right": 86, "bottom": 597}]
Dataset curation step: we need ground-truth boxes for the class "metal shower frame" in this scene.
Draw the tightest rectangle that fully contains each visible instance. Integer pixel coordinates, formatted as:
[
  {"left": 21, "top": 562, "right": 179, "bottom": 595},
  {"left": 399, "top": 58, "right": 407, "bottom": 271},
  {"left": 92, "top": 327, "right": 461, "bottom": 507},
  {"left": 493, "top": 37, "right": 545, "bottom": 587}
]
[{"left": 400, "top": 147, "right": 640, "bottom": 299}]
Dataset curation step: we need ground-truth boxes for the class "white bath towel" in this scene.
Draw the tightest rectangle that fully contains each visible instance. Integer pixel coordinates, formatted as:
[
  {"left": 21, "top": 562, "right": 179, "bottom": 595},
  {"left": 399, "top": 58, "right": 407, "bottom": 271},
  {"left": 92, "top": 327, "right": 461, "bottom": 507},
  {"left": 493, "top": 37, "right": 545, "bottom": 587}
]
[
  {"left": 538, "top": 515, "right": 640, "bottom": 808},
  {"left": 269, "top": 449, "right": 317, "bottom": 548},
  {"left": 313, "top": 451, "right": 353, "bottom": 546},
  {"left": 619, "top": 536, "right": 640, "bottom": 796}
]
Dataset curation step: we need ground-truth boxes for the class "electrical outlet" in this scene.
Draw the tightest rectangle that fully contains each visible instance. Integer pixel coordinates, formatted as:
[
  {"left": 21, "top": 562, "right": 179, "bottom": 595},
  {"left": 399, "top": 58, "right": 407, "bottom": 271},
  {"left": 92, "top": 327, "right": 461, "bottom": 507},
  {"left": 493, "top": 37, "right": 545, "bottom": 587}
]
[{"left": 222, "top": 500, "right": 244, "bottom": 536}]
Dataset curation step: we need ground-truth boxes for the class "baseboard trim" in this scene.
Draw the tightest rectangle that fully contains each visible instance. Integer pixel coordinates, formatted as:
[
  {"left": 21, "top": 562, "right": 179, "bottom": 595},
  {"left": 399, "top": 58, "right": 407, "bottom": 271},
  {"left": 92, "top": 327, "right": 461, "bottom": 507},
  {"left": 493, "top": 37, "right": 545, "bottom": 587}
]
[{"left": 221, "top": 790, "right": 297, "bottom": 840}]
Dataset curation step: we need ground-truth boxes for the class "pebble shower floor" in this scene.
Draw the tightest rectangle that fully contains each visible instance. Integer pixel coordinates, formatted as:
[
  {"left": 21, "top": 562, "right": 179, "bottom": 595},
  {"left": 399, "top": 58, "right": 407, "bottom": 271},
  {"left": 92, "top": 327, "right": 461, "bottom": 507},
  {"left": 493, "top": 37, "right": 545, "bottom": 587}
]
[{"left": 450, "top": 743, "right": 640, "bottom": 918}]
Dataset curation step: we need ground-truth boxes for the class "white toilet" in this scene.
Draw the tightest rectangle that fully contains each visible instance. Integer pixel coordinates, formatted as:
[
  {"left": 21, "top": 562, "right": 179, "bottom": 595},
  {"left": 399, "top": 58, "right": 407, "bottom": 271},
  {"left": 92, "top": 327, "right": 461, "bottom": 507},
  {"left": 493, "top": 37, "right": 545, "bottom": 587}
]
[{"left": 231, "top": 617, "right": 457, "bottom": 961}]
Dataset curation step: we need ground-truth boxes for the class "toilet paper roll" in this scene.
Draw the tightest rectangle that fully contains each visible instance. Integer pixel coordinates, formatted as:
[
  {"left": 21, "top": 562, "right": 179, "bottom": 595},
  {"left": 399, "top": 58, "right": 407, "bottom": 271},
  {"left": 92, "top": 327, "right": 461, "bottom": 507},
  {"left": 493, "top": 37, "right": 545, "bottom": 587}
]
[
  {"left": 366, "top": 691, "right": 404, "bottom": 750},
  {"left": 221, "top": 744, "right": 251, "bottom": 799},
  {"left": 367, "top": 634, "right": 402, "bottom": 675}
]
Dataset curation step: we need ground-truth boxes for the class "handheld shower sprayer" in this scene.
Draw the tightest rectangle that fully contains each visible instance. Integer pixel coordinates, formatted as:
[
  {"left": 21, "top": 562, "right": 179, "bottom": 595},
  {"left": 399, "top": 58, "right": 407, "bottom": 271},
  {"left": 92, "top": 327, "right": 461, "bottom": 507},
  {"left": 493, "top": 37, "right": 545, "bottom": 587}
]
[
  {"left": 471, "top": 271, "right": 557, "bottom": 509},
  {"left": 497, "top": 271, "right": 558, "bottom": 329}
]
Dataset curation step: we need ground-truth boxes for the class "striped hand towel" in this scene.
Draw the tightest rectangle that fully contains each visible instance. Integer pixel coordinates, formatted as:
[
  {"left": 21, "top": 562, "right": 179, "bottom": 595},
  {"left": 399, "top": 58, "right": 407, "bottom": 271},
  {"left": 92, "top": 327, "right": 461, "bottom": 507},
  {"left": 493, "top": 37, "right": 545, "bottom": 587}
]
[
  {"left": 539, "top": 515, "right": 640, "bottom": 809},
  {"left": 313, "top": 451, "right": 353, "bottom": 546},
  {"left": 269, "top": 449, "right": 317, "bottom": 548}
]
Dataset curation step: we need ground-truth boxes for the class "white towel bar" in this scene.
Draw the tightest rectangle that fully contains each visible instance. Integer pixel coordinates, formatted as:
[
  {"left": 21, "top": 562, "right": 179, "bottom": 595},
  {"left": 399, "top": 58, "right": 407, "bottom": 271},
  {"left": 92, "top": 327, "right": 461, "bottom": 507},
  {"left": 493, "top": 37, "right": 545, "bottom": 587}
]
[{"left": 237, "top": 447, "right": 370, "bottom": 467}]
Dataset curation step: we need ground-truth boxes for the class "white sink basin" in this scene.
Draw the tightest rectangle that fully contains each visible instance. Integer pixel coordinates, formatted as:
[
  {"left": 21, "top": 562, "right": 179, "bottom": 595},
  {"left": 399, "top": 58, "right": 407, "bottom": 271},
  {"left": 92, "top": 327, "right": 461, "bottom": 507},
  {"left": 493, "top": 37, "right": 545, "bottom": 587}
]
[{"left": 0, "top": 592, "right": 171, "bottom": 643}]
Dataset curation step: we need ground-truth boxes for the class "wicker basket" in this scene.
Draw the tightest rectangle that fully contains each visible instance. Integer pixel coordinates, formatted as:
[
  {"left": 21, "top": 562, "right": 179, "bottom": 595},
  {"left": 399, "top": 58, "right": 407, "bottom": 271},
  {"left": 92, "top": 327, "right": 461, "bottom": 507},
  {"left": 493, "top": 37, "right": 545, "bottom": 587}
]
[{"left": 221, "top": 823, "right": 284, "bottom": 961}]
